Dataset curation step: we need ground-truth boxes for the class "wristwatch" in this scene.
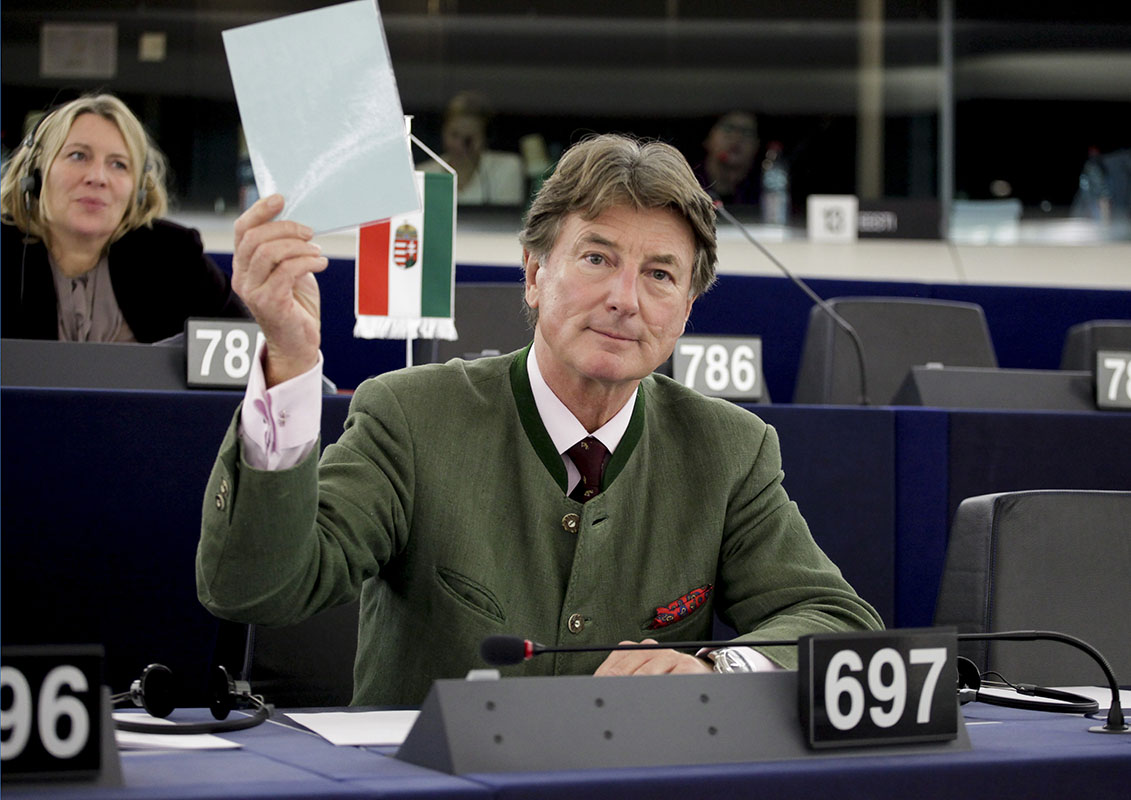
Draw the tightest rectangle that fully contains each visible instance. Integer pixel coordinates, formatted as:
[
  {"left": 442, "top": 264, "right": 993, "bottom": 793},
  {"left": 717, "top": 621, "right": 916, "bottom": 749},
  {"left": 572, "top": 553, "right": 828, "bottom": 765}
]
[{"left": 707, "top": 647, "right": 756, "bottom": 673}]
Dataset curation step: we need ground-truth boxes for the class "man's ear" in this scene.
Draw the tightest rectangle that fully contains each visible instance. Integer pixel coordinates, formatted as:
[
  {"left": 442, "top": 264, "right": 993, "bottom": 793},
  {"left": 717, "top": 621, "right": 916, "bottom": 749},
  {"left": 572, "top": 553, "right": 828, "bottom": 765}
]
[
  {"left": 683, "top": 294, "right": 697, "bottom": 329},
  {"left": 523, "top": 249, "right": 540, "bottom": 307}
]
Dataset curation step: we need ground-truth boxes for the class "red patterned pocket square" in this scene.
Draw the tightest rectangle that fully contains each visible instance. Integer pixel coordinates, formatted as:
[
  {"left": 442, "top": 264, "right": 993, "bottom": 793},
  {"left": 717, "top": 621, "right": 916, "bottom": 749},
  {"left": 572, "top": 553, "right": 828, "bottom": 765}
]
[{"left": 647, "top": 583, "right": 713, "bottom": 630}]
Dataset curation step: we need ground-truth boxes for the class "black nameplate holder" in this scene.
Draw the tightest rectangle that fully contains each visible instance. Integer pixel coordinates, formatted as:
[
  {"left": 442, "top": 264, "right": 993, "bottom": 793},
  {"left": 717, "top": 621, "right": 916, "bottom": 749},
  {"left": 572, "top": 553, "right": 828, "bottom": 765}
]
[{"left": 798, "top": 627, "right": 958, "bottom": 748}]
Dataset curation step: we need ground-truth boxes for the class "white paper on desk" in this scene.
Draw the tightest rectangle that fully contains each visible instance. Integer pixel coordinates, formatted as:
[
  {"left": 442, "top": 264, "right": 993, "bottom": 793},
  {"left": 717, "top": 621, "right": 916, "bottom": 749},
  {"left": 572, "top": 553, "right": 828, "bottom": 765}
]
[
  {"left": 112, "top": 712, "right": 242, "bottom": 750},
  {"left": 222, "top": 0, "right": 419, "bottom": 234},
  {"left": 285, "top": 709, "right": 419, "bottom": 746}
]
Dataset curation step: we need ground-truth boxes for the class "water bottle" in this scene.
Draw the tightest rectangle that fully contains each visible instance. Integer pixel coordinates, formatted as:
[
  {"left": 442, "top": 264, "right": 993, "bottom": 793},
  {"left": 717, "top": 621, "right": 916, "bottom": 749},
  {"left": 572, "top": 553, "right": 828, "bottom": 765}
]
[
  {"left": 761, "top": 141, "right": 790, "bottom": 225},
  {"left": 237, "top": 127, "right": 259, "bottom": 213},
  {"left": 1077, "top": 146, "right": 1111, "bottom": 223}
]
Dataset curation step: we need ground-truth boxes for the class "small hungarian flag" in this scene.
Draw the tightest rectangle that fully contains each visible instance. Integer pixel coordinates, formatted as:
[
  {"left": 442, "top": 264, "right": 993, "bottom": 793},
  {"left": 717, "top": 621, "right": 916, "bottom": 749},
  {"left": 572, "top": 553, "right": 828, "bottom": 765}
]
[{"left": 354, "top": 170, "right": 457, "bottom": 340}]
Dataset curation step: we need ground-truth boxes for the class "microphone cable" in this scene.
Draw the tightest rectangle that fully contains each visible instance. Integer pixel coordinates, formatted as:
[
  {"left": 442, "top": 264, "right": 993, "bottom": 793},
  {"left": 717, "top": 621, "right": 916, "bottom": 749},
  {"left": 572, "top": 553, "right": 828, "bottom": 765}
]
[{"left": 714, "top": 201, "right": 871, "bottom": 405}]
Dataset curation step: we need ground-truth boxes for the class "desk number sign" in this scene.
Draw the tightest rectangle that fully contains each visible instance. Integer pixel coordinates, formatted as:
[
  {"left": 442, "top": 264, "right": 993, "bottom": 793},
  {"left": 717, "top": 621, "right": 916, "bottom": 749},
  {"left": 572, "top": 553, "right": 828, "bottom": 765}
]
[
  {"left": 1, "top": 646, "right": 103, "bottom": 782},
  {"left": 672, "top": 335, "right": 764, "bottom": 401},
  {"left": 186, "top": 318, "right": 266, "bottom": 388},
  {"left": 1096, "top": 350, "right": 1131, "bottom": 410},
  {"left": 798, "top": 628, "right": 958, "bottom": 749}
]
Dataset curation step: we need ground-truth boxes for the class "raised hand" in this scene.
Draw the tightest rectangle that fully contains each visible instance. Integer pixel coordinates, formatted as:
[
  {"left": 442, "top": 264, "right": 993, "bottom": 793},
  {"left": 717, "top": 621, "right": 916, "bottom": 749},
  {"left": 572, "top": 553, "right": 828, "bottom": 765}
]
[{"left": 231, "top": 194, "right": 329, "bottom": 386}]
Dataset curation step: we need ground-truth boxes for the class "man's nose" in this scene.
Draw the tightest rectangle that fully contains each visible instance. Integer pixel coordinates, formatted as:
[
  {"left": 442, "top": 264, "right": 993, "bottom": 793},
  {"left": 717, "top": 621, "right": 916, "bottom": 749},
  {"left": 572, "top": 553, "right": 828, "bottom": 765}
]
[{"left": 606, "top": 266, "right": 640, "bottom": 314}]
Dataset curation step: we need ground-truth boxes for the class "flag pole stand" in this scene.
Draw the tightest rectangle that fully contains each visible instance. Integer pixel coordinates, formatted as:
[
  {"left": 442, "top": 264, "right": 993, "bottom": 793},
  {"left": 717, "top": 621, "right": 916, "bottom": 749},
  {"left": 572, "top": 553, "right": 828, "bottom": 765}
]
[{"left": 404, "top": 113, "right": 456, "bottom": 366}]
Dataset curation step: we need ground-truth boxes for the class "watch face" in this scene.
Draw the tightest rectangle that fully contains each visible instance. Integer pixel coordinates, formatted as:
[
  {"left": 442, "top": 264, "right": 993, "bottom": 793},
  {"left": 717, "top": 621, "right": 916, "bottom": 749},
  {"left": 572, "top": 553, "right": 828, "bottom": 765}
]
[{"left": 711, "top": 648, "right": 747, "bottom": 673}]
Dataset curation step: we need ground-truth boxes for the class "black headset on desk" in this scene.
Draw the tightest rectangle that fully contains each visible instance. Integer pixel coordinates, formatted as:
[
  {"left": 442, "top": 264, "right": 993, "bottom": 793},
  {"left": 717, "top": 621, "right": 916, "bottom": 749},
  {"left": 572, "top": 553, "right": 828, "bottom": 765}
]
[
  {"left": 955, "top": 655, "right": 1099, "bottom": 715},
  {"left": 112, "top": 663, "right": 271, "bottom": 734}
]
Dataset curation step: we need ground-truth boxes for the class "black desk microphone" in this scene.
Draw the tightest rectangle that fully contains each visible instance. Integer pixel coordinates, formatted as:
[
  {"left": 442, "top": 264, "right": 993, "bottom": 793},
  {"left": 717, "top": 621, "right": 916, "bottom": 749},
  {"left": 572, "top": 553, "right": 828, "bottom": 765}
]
[
  {"left": 479, "top": 634, "right": 794, "bottom": 666},
  {"left": 481, "top": 630, "right": 1128, "bottom": 734}
]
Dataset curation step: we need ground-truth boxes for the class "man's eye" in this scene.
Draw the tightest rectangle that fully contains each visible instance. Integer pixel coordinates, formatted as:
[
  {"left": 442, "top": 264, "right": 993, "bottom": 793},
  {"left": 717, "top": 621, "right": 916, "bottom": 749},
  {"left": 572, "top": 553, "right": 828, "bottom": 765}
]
[
  {"left": 584, "top": 253, "right": 605, "bottom": 265},
  {"left": 651, "top": 269, "right": 672, "bottom": 282}
]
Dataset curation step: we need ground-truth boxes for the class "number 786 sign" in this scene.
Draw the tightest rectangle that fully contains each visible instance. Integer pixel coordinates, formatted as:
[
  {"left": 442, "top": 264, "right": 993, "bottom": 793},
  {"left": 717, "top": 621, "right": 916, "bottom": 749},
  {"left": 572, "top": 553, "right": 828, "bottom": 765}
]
[{"left": 672, "top": 335, "right": 764, "bottom": 401}]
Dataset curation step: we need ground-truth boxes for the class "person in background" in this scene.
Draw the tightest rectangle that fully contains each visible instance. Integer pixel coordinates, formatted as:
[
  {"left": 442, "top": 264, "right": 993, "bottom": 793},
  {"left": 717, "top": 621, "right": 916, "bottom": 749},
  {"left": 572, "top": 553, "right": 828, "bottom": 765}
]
[
  {"left": 692, "top": 111, "right": 761, "bottom": 207},
  {"left": 196, "top": 132, "right": 881, "bottom": 706},
  {"left": 1, "top": 93, "right": 247, "bottom": 342},
  {"left": 418, "top": 90, "right": 526, "bottom": 206}
]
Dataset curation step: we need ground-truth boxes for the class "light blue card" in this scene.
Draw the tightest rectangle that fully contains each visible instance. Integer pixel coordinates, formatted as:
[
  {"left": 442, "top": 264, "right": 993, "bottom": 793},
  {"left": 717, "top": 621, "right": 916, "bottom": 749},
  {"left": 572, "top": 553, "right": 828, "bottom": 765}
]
[{"left": 222, "top": 0, "right": 419, "bottom": 234}]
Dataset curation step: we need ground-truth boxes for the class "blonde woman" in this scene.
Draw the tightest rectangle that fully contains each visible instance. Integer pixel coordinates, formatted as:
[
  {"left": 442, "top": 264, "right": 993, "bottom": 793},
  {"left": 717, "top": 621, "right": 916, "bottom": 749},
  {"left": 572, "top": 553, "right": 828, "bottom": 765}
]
[{"left": 2, "top": 93, "right": 246, "bottom": 342}]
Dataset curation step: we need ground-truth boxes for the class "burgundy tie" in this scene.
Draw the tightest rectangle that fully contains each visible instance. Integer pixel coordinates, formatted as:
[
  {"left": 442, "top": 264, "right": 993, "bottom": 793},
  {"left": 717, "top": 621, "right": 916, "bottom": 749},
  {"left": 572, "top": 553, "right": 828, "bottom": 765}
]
[{"left": 567, "top": 437, "right": 608, "bottom": 502}]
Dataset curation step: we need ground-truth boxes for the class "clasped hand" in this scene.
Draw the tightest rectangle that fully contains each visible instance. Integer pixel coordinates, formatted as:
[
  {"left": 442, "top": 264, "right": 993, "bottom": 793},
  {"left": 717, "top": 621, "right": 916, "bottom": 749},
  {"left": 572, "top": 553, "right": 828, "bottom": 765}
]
[{"left": 593, "top": 639, "right": 712, "bottom": 676}]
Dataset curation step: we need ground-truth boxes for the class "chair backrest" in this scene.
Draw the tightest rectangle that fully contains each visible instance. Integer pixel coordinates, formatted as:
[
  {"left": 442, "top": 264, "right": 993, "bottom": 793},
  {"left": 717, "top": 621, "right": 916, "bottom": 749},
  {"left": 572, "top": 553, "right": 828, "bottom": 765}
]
[
  {"left": 1059, "top": 319, "right": 1131, "bottom": 370},
  {"left": 934, "top": 490, "right": 1131, "bottom": 687},
  {"left": 412, "top": 282, "right": 531, "bottom": 364},
  {"left": 792, "top": 297, "right": 997, "bottom": 404},
  {"left": 242, "top": 601, "right": 359, "bottom": 708}
]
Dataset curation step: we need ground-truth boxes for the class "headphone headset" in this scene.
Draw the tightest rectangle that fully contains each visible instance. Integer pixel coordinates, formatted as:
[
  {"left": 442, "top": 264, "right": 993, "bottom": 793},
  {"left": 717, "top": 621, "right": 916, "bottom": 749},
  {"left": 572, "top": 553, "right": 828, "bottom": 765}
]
[
  {"left": 955, "top": 655, "right": 1099, "bottom": 715},
  {"left": 18, "top": 106, "right": 152, "bottom": 212},
  {"left": 112, "top": 663, "right": 271, "bottom": 735}
]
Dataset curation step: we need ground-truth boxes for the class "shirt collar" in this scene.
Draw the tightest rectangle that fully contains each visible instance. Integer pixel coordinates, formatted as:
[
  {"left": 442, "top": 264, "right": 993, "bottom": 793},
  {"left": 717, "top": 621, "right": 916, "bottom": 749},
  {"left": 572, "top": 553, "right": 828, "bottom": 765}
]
[{"left": 527, "top": 344, "right": 636, "bottom": 456}]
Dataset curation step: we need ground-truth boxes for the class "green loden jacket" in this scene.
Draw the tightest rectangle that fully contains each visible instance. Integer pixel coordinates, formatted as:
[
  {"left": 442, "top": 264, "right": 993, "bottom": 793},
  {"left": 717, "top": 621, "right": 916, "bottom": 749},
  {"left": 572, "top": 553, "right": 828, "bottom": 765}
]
[{"left": 197, "top": 347, "right": 882, "bottom": 705}]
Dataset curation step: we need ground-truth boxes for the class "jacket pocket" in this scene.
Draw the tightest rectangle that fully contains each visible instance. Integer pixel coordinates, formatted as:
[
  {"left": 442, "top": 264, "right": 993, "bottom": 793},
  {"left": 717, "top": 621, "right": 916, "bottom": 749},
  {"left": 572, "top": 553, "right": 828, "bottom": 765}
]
[
  {"left": 435, "top": 566, "right": 506, "bottom": 623},
  {"left": 642, "top": 583, "right": 714, "bottom": 632}
]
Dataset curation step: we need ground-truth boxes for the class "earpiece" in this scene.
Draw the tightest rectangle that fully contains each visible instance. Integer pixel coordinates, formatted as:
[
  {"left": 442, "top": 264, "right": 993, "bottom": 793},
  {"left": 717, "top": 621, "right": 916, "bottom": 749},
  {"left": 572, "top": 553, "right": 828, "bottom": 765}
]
[
  {"left": 19, "top": 168, "right": 43, "bottom": 206},
  {"left": 115, "top": 662, "right": 177, "bottom": 718},
  {"left": 19, "top": 113, "right": 48, "bottom": 209},
  {"left": 112, "top": 663, "right": 271, "bottom": 734},
  {"left": 956, "top": 655, "right": 981, "bottom": 705}
]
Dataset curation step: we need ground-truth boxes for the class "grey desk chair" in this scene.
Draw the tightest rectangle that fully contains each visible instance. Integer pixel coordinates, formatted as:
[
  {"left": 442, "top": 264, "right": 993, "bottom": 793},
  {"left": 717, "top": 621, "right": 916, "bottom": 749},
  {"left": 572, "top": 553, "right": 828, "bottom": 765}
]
[
  {"left": 241, "top": 601, "right": 360, "bottom": 708},
  {"left": 934, "top": 490, "right": 1131, "bottom": 687},
  {"left": 413, "top": 282, "right": 532, "bottom": 364},
  {"left": 1060, "top": 319, "right": 1131, "bottom": 370},
  {"left": 792, "top": 297, "right": 997, "bottom": 405}
]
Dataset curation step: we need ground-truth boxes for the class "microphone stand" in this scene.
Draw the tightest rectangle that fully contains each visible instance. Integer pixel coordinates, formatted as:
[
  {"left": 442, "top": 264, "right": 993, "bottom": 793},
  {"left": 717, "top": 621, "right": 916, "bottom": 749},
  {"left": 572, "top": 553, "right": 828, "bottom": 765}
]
[
  {"left": 958, "top": 630, "right": 1128, "bottom": 734},
  {"left": 714, "top": 202, "right": 871, "bottom": 405}
]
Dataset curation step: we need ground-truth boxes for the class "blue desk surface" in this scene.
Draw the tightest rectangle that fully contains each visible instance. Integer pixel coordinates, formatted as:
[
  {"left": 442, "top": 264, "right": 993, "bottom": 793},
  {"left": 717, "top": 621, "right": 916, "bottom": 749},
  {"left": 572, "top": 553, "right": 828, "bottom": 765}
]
[{"left": 6, "top": 704, "right": 1129, "bottom": 799}]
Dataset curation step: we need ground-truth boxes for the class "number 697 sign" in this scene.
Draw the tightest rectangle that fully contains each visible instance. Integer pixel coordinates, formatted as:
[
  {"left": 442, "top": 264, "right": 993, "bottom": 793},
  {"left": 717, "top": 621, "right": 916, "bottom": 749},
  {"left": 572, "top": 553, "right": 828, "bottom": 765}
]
[{"left": 798, "top": 628, "right": 958, "bottom": 748}]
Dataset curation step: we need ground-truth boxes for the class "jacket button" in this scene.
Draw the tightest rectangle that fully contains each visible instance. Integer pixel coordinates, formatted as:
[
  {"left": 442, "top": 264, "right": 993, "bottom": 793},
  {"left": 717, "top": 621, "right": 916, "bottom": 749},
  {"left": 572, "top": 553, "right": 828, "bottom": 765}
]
[
  {"left": 219, "top": 478, "right": 229, "bottom": 495},
  {"left": 215, "top": 494, "right": 226, "bottom": 510},
  {"left": 568, "top": 613, "right": 585, "bottom": 634},
  {"left": 561, "top": 513, "right": 580, "bottom": 534}
]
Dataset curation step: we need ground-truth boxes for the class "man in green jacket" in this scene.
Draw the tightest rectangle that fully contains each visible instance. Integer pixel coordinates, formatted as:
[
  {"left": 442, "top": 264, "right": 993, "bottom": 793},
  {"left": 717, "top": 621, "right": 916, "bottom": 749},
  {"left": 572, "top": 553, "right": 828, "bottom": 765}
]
[{"left": 196, "top": 133, "right": 882, "bottom": 706}]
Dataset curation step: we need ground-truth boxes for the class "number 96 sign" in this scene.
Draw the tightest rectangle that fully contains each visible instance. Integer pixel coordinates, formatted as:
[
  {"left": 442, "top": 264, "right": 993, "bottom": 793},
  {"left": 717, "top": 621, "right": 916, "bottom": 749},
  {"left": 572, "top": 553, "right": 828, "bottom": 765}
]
[
  {"left": 186, "top": 318, "right": 266, "bottom": 388},
  {"left": 672, "top": 335, "right": 763, "bottom": 401},
  {"left": 1, "top": 646, "right": 103, "bottom": 781}
]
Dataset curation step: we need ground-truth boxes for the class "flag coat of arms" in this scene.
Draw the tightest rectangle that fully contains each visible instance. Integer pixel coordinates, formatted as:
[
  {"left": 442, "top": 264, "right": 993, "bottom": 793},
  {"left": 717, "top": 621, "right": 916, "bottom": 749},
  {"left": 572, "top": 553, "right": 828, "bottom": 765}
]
[{"left": 355, "top": 170, "right": 457, "bottom": 340}]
